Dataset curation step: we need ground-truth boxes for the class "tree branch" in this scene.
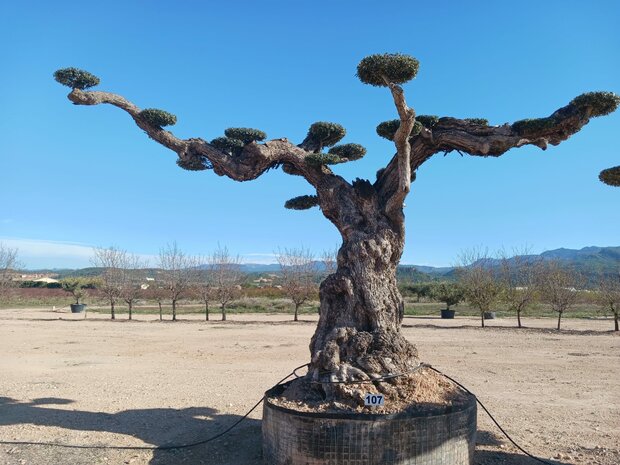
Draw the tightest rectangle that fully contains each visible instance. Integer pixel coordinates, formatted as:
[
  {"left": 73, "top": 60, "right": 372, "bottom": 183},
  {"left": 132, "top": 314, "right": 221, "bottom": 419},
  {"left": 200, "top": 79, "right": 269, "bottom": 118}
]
[
  {"left": 376, "top": 94, "right": 617, "bottom": 203},
  {"left": 67, "top": 89, "right": 325, "bottom": 187},
  {"left": 383, "top": 83, "right": 415, "bottom": 220}
]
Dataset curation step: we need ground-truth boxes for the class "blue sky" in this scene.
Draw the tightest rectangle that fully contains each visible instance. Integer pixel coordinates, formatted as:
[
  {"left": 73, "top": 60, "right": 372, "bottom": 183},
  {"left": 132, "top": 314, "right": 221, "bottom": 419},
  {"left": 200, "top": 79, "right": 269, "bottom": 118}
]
[{"left": 0, "top": 0, "right": 618, "bottom": 269}]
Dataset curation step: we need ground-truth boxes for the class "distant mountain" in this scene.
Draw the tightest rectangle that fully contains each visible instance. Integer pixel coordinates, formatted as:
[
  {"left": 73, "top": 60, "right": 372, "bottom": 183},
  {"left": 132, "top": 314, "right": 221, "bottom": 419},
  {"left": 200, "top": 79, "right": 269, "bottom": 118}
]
[{"left": 25, "top": 246, "right": 619, "bottom": 284}]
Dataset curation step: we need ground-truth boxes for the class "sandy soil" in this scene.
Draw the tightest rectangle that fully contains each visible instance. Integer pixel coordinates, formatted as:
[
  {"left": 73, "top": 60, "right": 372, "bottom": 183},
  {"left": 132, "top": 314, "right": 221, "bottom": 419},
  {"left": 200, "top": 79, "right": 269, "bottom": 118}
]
[{"left": 0, "top": 307, "right": 618, "bottom": 465}]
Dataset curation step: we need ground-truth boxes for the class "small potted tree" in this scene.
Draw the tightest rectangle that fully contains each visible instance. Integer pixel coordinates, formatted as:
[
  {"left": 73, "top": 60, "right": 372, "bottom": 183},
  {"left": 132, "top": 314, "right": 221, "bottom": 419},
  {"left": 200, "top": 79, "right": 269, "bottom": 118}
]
[
  {"left": 430, "top": 282, "right": 464, "bottom": 319},
  {"left": 61, "top": 278, "right": 88, "bottom": 313}
]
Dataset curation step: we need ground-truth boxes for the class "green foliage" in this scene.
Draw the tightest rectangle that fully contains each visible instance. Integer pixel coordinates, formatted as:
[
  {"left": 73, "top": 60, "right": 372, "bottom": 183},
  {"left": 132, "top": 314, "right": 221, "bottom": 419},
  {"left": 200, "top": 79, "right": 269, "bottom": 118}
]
[
  {"left": 305, "top": 153, "right": 344, "bottom": 166},
  {"left": 599, "top": 165, "right": 620, "bottom": 187},
  {"left": 570, "top": 91, "right": 620, "bottom": 117},
  {"left": 356, "top": 53, "right": 419, "bottom": 87},
  {"left": 328, "top": 143, "right": 367, "bottom": 161},
  {"left": 430, "top": 282, "right": 465, "bottom": 309},
  {"left": 139, "top": 108, "right": 177, "bottom": 127},
  {"left": 464, "top": 118, "right": 489, "bottom": 126},
  {"left": 54, "top": 67, "right": 100, "bottom": 90},
  {"left": 376, "top": 116, "right": 438, "bottom": 141},
  {"left": 210, "top": 136, "right": 244, "bottom": 155},
  {"left": 284, "top": 195, "right": 319, "bottom": 210},
  {"left": 376, "top": 119, "right": 400, "bottom": 141},
  {"left": 305, "top": 122, "right": 346, "bottom": 148},
  {"left": 60, "top": 277, "right": 91, "bottom": 303},
  {"left": 176, "top": 156, "right": 210, "bottom": 171},
  {"left": 512, "top": 117, "right": 555, "bottom": 136},
  {"left": 224, "top": 127, "right": 267, "bottom": 144},
  {"left": 416, "top": 114, "right": 440, "bottom": 128}
]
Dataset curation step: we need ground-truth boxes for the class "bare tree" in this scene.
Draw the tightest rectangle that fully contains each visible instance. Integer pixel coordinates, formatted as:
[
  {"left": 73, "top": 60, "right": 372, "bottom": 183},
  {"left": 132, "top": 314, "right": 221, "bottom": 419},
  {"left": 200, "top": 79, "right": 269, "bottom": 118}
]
[
  {"left": 158, "top": 242, "right": 196, "bottom": 321},
  {"left": 320, "top": 248, "right": 338, "bottom": 276},
  {"left": 120, "top": 254, "right": 147, "bottom": 320},
  {"left": 498, "top": 248, "right": 540, "bottom": 328},
  {"left": 457, "top": 248, "right": 502, "bottom": 328},
  {"left": 536, "top": 261, "right": 583, "bottom": 330},
  {"left": 209, "top": 245, "right": 242, "bottom": 321},
  {"left": 276, "top": 247, "right": 318, "bottom": 321},
  {"left": 92, "top": 246, "right": 125, "bottom": 320},
  {"left": 0, "top": 243, "right": 20, "bottom": 301},
  {"left": 55, "top": 55, "right": 619, "bottom": 403},
  {"left": 192, "top": 263, "right": 214, "bottom": 321},
  {"left": 596, "top": 272, "right": 620, "bottom": 331}
]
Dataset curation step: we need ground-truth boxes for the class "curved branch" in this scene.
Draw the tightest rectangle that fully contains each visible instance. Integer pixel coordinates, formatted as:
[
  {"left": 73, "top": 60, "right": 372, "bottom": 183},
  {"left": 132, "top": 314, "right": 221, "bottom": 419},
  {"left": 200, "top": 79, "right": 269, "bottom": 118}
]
[
  {"left": 67, "top": 89, "right": 326, "bottom": 187},
  {"left": 376, "top": 94, "right": 617, "bottom": 202}
]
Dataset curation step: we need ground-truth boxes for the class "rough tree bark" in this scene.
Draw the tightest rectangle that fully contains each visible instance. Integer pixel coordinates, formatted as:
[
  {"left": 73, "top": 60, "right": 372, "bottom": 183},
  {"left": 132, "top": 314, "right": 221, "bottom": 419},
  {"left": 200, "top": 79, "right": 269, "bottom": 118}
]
[{"left": 61, "top": 66, "right": 616, "bottom": 404}]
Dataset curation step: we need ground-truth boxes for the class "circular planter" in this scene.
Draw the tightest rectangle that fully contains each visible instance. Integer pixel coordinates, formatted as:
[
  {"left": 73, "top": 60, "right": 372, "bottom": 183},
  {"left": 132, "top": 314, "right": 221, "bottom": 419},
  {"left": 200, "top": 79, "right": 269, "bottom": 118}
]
[
  {"left": 483, "top": 311, "right": 496, "bottom": 320},
  {"left": 263, "top": 383, "right": 477, "bottom": 465},
  {"left": 441, "top": 309, "right": 456, "bottom": 319},
  {"left": 70, "top": 304, "right": 86, "bottom": 313}
]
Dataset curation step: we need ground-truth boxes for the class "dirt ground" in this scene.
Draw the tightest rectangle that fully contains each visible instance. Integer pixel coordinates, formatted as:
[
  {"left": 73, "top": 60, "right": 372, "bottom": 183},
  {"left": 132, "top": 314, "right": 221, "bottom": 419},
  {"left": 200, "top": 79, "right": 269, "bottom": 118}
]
[{"left": 0, "top": 308, "right": 618, "bottom": 465}]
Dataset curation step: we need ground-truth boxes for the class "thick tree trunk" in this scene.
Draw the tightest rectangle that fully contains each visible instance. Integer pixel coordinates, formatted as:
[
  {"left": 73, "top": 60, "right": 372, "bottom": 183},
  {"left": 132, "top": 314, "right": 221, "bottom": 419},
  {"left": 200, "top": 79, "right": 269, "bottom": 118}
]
[{"left": 308, "top": 226, "right": 419, "bottom": 402}]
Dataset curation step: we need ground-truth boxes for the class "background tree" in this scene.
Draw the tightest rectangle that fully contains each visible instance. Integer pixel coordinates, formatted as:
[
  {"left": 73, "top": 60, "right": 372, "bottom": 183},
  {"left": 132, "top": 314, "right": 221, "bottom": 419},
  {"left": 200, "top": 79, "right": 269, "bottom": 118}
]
[
  {"left": 192, "top": 265, "right": 214, "bottom": 321},
  {"left": 536, "top": 261, "right": 583, "bottom": 330},
  {"left": 60, "top": 278, "right": 89, "bottom": 305},
  {"left": 320, "top": 248, "right": 338, "bottom": 276},
  {"left": 55, "top": 54, "right": 619, "bottom": 404},
  {"left": 120, "top": 254, "right": 147, "bottom": 320},
  {"left": 430, "top": 282, "right": 464, "bottom": 310},
  {"left": 276, "top": 247, "right": 318, "bottom": 321},
  {"left": 92, "top": 246, "right": 125, "bottom": 320},
  {"left": 596, "top": 271, "right": 620, "bottom": 331},
  {"left": 158, "top": 242, "right": 196, "bottom": 321},
  {"left": 498, "top": 248, "right": 540, "bottom": 328},
  {"left": 208, "top": 245, "right": 242, "bottom": 321},
  {"left": 0, "top": 243, "right": 20, "bottom": 301},
  {"left": 457, "top": 248, "right": 502, "bottom": 328}
]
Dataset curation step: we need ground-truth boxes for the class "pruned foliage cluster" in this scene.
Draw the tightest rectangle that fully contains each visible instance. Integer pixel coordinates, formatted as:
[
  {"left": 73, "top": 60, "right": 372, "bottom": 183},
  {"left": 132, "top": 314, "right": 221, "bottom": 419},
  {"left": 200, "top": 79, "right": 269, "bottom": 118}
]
[
  {"left": 376, "top": 115, "right": 438, "bottom": 141},
  {"left": 305, "top": 122, "right": 346, "bottom": 149},
  {"left": 176, "top": 155, "right": 212, "bottom": 171},
  {"left": 305, "top": 152, "right": 345, "bottom": 166},
  {"left": 463, "top": 118, "right": 489, "bottom": 126},
  {"left": 284, "top": 195, "right": 319, "bottom": 210},
  {"left": 139, "top": 108, "right": 177, "bottom": 127},
  {"left": 224, "top": 127, "right": 267, "bottom": 144},
  {"left": 356, "top": 53, "right": 419, "bottom": 87},
  {"left": 210, "top": 136, "right": 245, "bottom": 156},
  {"left": 570, "top": 91, "right": 620, "bottom": 117},
  {"left": 328, "top": 143, "right": 366, "bottom": 161},
  {"left": 599, "top": 165, "right": 620, "bottom": 187},
  {"left": 54, "top": 68, "right": 100, "bottom": 90},
  {"left": 512, "top": 117, "right": 555, "bottom": 136}
]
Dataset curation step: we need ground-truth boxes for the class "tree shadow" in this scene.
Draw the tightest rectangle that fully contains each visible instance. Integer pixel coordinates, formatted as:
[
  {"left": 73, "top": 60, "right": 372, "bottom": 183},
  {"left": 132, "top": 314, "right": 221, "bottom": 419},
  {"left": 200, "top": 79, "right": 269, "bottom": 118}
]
[{"left": 0, "top": 396, "right": 262, "bottom": 464}]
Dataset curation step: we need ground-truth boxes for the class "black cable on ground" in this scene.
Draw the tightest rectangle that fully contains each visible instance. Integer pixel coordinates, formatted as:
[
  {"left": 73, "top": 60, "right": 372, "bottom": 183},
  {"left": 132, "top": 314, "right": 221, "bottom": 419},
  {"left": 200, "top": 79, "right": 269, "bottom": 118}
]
[
  {"left": 0, "top": 363, "right": 310, "bottom": 451},
  {"left": 425, "top": 364, "right": 555, "bottom": 465},
  {"left": 0, "top": 361, "right": 559, "bottom": 464}
]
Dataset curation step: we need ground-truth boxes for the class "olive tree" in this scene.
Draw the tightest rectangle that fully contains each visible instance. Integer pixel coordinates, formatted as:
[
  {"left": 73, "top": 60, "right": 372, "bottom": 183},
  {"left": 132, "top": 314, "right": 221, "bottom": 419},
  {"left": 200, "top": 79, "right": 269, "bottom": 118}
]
[
  {"left": 55, "top": 54, "right": 619, "bottom": 404},
  {"left": 430, "top": 282, "right": 464, "bottom": 310},
  {"left": 276, "top": 247, "right": 318, "bottom": 321}
]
